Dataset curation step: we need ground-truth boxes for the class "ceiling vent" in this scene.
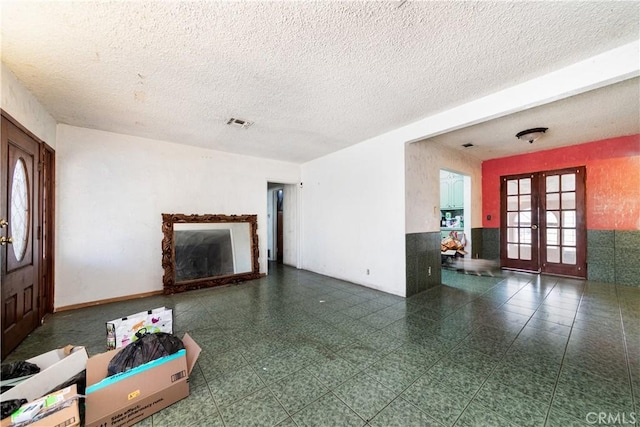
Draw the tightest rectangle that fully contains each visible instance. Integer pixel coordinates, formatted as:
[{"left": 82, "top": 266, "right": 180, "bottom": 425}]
[
  {"left": 226, "top": 118, "right": 253, "bottom": 129},
  {"left": 462, "top": 143, "right": 474, "bottom": 148}
]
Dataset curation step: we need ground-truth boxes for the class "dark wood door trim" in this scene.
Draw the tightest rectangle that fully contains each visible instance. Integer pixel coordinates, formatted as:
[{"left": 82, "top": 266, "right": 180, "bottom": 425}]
[
  {"left": 1, "top": 110, "right": 46, "bottom": 145},
  {"left": 39, "top": 143, "right": 56, "bottom": 318}
]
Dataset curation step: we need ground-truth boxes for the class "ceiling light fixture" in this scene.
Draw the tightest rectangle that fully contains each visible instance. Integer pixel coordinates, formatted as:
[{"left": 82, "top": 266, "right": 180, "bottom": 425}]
[{"left": 515, "top": 127, "right": 548, "bottom": 144}]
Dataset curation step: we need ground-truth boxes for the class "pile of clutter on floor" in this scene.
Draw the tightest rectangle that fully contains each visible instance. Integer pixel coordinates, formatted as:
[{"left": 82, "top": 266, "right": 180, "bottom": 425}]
[
  {"left": 0, "top": 307, "right": 200, "bottom": 427},
  {"left": 440, "top": 230, "right": 468, "bottom": 256}
]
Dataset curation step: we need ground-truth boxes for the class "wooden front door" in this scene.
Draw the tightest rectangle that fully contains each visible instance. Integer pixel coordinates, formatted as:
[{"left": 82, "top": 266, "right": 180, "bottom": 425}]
[
  {"left": 501, "top": 167, "right": 586, "bottom": 278},
  {"left": 1, "top": 115, "right": 41, "bottom": 359}
]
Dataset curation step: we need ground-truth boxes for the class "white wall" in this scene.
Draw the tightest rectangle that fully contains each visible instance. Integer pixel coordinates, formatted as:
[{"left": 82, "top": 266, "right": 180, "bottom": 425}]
[
  {"left": 300, "top": 135, "right": 482, "bottom": 298},
  {"left": 301, "top": 136, "right": 407, "bottom": 296},
  {"left": 1, "top": 62, "right": 57, "bottom": 146},
  {"left": 55, "top": 125, "right": 300, "bottom": 308}
]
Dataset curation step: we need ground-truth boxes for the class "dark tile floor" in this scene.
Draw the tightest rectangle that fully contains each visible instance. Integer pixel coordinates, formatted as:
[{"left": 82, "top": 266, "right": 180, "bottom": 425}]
[{"left": 6, "top": 264, "right": 639, "bottom": 426}]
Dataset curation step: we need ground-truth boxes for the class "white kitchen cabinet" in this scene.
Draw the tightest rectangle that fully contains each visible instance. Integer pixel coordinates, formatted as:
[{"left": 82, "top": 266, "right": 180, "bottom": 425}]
[{"left": 440, "top": 172, "right": 464, "bottom": 209}]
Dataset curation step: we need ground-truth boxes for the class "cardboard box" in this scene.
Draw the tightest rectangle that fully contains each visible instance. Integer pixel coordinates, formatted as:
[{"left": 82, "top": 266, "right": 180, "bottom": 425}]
[
  {"left": 84, "top": 333, "right": 201, "bottom": 427},
  {"left": 1, "top": 384, "right": 80, "bottom": 427},
  {"left": 0, "top": 346, "right": 88, "bottom": 402}
]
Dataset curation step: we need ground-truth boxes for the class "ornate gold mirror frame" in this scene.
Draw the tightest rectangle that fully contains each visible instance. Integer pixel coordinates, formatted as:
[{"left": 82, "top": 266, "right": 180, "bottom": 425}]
[{"left": 161, "top": 213, "right": 261, "bottom": 294}]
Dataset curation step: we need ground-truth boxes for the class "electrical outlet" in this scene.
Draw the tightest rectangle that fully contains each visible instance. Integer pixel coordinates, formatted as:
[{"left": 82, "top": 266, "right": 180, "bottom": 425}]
[{"left": 366, "top": 269, "right": 370, "bottom": 275}]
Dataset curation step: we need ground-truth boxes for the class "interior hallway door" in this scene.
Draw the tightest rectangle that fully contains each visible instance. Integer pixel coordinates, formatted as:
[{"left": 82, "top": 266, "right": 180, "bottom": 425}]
[
  {"left": 501, "top": 166, "right": 586, "bottom": 278},
  {"left": 1, "top": 115, "right": 41, "bottom": 359}
]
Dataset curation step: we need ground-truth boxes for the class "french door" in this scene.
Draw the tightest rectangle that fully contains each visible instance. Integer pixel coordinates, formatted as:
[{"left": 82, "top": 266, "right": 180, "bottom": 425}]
[{"left": 500, "top": 166, "right": 586, "bottom": 278}]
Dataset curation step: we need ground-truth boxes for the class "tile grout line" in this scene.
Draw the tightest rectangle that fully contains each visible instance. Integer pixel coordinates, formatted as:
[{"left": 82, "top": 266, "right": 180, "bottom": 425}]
[
  {"left": 449, "top": 274, "right": 556, "bottom": 426},
  {"left": 200, "top": 362, "right": 227, "bottom": 427},
  {"left": 11, "top": 265, "right": 638, "bottom": 426},
  {"left": 241, "top": 351, "right": 295, "bottom": 427},
  {"left": 311, "top": 297, "right": 467, "bottom": 426},
  {"left": 614, "top": 283, "right": 637, "bottom": 420},
  {"left": 376, "top": 272, "right": 535, "bottom": 426},
  {"left": 541, "top": 280, "right": 586, "bottom": 427},
  {"left": 174, "top": 273, "right": 512, "bottom": 425}
]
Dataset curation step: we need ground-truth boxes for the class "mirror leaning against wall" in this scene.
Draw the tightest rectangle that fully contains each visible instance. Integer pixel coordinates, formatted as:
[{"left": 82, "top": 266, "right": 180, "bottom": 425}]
[{"left": 161, "top": 213, "right": 262, "bottom": 294}]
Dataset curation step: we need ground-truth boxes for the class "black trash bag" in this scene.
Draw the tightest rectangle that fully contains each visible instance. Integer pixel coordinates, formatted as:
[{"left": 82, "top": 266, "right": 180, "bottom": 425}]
[
  {"left": 107, "top": 331, "right": 184, "bottom": 377},
  {"left": 1, "top": 399, "right": 27, "bottom": 420},
  {"left": 1, "top": 360, "right": 40, "bottom": 380}
]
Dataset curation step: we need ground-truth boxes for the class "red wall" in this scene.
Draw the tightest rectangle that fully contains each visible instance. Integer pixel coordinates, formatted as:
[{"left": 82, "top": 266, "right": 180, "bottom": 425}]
[{"left": 482, "top": 134, "right": 640, "bottom": 230}]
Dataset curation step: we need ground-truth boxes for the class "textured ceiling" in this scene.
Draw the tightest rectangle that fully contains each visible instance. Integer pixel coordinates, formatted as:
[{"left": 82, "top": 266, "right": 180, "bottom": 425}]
[
  {"left": 425, "top": 77, "right": 640, "bottom": 161},
  {"left": 1, "top": 1, "right": 639, "bottom": 163}
]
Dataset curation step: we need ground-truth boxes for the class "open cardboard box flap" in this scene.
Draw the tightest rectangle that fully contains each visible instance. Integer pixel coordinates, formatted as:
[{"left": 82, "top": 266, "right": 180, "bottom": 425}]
[
  {"left": 0, "top": 346, "right": 88, "bottom": 402},
  {"left": 182, "top": 333, "right": 201, "bottom": 376}
]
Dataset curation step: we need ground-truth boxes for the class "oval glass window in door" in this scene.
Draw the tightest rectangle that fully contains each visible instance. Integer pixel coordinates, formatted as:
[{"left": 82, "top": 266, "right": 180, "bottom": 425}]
[{"left": 10, "top": 157, "right": 29, "bottom": 261}]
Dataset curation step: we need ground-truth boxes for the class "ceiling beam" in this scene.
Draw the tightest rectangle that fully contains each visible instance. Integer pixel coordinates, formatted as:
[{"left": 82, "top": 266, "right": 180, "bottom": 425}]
[{"left": 401, "top": 40, "right": 640, "bottom": 145}]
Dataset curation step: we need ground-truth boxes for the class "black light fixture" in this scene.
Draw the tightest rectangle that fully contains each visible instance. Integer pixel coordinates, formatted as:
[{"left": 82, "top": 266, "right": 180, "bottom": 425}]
[{"left": 515, "top": 127, "right": 548, "bottom": 144}]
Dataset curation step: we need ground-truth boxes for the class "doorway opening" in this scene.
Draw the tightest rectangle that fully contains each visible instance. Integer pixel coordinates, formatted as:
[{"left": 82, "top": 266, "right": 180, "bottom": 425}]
[
  {"left": 267, "top": 183, "right": 285, "bottom": 271},
  {"left": 440, "top": 170, "right": 472, "bottom": 258},
  {"left": 266, "top": 182, "right": 300, "bottom": 272}
]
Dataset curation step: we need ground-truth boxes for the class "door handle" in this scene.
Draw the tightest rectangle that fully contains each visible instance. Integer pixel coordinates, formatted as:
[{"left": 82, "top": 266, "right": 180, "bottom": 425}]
[
  {"left": 531, "top": 225, "right": 538, "bottom": 230},
  {"left": 0, "top": 219, "right": 7, "bottom": 228},
  {"left": 0, "top": 236, "right": 13, "bottom": 245}
]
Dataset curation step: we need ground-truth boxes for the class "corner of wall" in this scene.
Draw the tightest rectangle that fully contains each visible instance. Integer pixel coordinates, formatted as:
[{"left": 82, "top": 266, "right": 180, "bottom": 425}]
[{"left": 1, "top": 62, "right": 57, "bottom": 147}]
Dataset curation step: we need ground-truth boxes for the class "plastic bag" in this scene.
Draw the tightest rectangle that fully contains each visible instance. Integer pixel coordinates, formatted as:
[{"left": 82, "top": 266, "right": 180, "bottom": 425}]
[
  {"left": 1, "top": 360, "right": 40, "bottom": 380},
  {"left": 1, "top": 399, "right": 27, "bottom": 420},
  {"left": 106, "top": 307, "right": 173, "bottom": 350},
  {"left": 107, "top": 331, "right": 184, "bottom": 377}
]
